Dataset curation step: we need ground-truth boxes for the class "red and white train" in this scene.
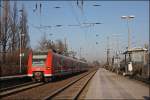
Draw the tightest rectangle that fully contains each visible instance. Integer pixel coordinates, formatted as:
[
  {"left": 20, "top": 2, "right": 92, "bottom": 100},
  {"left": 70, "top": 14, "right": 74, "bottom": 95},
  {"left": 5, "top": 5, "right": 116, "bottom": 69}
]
[{"left": 27, "top": 50, "right": 88, "bottom": 82}]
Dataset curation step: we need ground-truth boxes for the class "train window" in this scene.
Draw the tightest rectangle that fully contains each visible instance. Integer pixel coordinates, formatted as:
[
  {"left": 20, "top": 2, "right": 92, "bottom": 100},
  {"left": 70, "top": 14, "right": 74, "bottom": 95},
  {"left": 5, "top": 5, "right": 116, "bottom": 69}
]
[
  {"left": 32, "top": 55, "right": 47, "bottom": 66},
  {"left": 32, "top": 59, "right": 45, "bottom": 66}
]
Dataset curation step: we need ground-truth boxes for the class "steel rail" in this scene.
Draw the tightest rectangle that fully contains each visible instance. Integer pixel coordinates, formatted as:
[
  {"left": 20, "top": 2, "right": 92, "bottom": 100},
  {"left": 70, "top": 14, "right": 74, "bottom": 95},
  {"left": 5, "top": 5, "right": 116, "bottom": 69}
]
[
  {"left": 0, "top": 82, "right": 44, "bottom": 98},
  {"left": 73, "top": 70, "right": 97, "bottom": 100},
  {"left": 0, "top": 81, "right": 35, "bottom": 92},
  {"left": 43, "top": 69, "right": 97, "bottom": 100}
]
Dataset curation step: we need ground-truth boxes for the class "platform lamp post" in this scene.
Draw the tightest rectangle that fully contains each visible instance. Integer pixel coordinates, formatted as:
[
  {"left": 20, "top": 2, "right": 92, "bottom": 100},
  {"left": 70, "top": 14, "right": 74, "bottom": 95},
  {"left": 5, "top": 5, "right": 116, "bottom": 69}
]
[
  {"left": 19, "top": 9, "right": 25, "bottom": 73},
  {"left": 19, "top": 33, "right": 25, "bottom": 73},
  {"left": 121, "top": 15, "right": 135, "bottom": 74},
  {"left": 121, "top": 15, "right": 135, "bottom": 50}
]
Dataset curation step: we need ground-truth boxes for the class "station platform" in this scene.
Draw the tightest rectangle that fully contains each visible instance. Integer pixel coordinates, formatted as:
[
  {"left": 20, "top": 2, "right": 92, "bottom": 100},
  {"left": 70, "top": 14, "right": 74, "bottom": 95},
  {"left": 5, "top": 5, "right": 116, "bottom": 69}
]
[
  {"left": 84, "top": 68, "right": 149, "bottom": 99},
  {"left": 0, "top": 75, "right": 27, "bottom": 81}
]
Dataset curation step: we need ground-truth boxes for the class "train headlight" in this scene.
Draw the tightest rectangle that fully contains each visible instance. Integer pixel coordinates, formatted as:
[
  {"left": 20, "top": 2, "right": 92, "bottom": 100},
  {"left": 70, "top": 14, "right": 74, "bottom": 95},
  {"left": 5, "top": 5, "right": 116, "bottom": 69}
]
[{"left": 46, "top": 66, "right": 50, "bottom": 70}]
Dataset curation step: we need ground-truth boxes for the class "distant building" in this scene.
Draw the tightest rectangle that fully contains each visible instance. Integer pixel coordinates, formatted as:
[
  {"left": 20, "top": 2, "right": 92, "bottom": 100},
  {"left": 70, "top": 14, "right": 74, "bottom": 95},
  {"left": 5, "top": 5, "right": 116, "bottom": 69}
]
[
  {"left": 123, "top": 47, "right": 148, "bottom": 63},
  {"left": 123, "top": 47, "right": 148, "bottom": 76}
]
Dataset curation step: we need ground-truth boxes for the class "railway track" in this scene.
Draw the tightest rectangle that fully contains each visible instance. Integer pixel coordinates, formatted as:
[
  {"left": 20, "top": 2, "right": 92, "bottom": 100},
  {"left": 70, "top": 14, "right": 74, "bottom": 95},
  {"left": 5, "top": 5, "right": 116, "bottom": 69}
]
[
  {"left": 0, "top": 82, "right": 44, "bottom": 97},
  {"left": 0, "top": 76, "right": 31, "bottom": 89},
  {"left": 0, "top": 81, "right": 35, "bottom": 92},
  {"left": 43, "top": 70, "right": 97, "bottom": 100},
  {"left": 1, "top": 69, "right": 97, "bottom": 100}
]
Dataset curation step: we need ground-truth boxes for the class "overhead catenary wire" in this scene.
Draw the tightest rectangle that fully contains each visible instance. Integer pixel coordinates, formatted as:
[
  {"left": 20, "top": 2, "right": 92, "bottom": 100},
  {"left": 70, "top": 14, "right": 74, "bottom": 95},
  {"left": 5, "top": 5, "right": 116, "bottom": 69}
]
[
  {"left": 77, "top": 0, "right": 84, "bottom": 14},
  {"left": 67, "top": 1, "right": 86, "bottom": 58},
  {"left": 68, "top": 1, "right": 100, "bottom": 59},
  {"left": 68, "top": 1, "right": 81, "bottom": 26}
]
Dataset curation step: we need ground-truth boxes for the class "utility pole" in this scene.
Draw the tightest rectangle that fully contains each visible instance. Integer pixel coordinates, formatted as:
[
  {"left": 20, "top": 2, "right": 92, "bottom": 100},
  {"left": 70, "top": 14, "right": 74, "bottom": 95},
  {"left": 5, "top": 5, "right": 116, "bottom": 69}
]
[
  {"left": 64, "top": 37, "right": 67, "bottom": 55},
  {"left": 112, "top": 34, "right": 120, "bottom": 56},
  {"left": 19, "top": 8, "right": 25, "bottom": 73},
  {"left": 77, "top": 0, "right": 84, "bottom": 13},
  {"left": 106, "top": 36, "right": 110, "bottom": 66},
  {"left": 79, "top": 47, "right": 82, "bottom": 59},
  {"left": 121, "top": 15, "right": 135, "bottom": 74},
  {"left": 121, "top": 15, "right": 135, "bottom": 50}
]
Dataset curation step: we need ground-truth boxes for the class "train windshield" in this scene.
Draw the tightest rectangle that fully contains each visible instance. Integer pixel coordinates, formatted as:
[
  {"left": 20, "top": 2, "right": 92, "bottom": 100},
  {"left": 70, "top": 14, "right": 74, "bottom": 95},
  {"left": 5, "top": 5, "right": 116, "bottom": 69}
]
[{"left": 32, "top": 55, "right": 47, "bottom": 66}]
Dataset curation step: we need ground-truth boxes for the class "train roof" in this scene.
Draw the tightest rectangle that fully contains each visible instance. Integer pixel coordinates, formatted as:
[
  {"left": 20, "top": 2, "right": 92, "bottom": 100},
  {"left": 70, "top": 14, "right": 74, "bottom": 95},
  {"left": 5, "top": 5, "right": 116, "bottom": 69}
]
[
  {"left": 52, "top": 52, "right": 87, "bottom": 64},
  {"left": 32, "top": 50, "right": 87, "bottom": 64}
]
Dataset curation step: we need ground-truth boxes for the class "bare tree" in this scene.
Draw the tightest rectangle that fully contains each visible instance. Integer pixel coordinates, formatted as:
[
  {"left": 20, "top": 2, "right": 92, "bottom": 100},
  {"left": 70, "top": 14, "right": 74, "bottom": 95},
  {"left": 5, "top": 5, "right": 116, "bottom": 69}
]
[
  {"left": 36, "top": 33, "right": 53, "bottom": 51},
  {"left": 0, "top": 1, "right": 12, "bottom": 63},
  {"left": 0, "top": 1, "right": 30, "bottom": 64},
  {"left": 10, "top": 1, "right": 19, "bottom": 52},
  {"left": 68, "top": 50, "right": 77, "bottom": 58},
  {"left": 36, "top": 34, "right": 68, "bottom": 55},
  {"left": 55, "top": 39, "right": 65, "bottom": 54},
  {"left": 19, "top": 4, "right": 30, "bottom": 51},
  {"left": 37, "top": 34, "right": 47, "bottom": 51}
]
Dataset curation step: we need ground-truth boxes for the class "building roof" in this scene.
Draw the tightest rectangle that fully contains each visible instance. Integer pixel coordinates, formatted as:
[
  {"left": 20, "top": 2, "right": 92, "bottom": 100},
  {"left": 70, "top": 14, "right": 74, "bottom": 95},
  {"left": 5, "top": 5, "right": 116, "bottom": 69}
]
[{"left": 123, "top": 47, "right": 148, "bottom": 54}]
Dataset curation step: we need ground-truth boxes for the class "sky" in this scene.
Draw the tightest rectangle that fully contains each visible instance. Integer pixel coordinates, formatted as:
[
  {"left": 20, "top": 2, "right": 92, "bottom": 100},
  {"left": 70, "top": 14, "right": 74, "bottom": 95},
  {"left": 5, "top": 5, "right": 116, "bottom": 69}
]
[{"left": 7, "top": 0, "right": 149, "bottom": 63}]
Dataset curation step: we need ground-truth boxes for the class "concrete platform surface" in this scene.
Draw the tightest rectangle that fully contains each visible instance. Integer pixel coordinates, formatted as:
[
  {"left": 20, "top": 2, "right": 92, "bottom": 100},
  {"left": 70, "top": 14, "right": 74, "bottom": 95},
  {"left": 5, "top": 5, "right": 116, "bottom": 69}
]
[
  {"left": 0, "top": 75, "right": 27, "bottom": 80},
  {"left": 85, "top": 68, "right": 149, "bottom": 99}
]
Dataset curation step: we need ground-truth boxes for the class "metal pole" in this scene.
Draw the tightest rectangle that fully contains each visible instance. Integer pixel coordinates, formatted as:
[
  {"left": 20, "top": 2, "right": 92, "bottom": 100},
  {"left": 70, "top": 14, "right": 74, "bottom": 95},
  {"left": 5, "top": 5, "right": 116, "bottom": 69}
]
[
  {"left": 121, "top": 15, "right": 134, "bottom": 50},
  {"left": 79, "top": 47, "right": 81, "bottom": 59},
  {"left": 64, "top": 37, "right": 67, "bottom": 54},
  {"left": 127, "top": 19, "right": 130, "bottom": 50},
  {"left": 19, "top": 33, "right": 22, "bottom": 73},
  {"left": 19, "top": 8, "right": 25, "bottom": 73},
  {"left": 107, "top": 36, "right": 110, "bottom": 66}
]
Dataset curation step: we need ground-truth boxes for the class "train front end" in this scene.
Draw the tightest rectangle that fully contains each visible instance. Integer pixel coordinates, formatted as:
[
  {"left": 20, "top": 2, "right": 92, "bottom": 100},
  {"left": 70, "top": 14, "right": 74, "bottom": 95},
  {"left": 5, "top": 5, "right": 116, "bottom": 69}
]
[{"left": 27, "top": 51, "right": 52, "bottom": 82}]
